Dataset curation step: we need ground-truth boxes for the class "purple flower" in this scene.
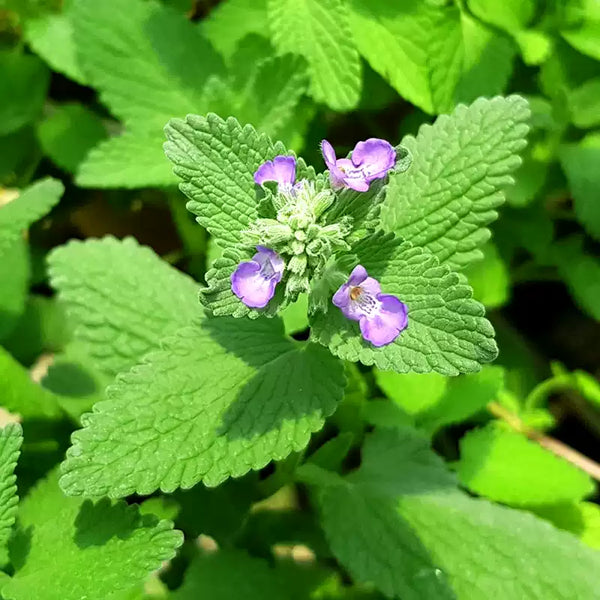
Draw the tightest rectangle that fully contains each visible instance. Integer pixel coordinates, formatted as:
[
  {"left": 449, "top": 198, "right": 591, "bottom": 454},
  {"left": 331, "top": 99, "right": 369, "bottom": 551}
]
[
  {"left": 333, "top": 265, "right": 408, "bottom": 347},
  {"left": 321, "top": 138, "right": 396, "bottom": 192},
  {"left": 231, "top": 246, "right": 284, "bottom": 308},
  {"left": 254, "top": 156, "right": 296, "bottom": 190}
]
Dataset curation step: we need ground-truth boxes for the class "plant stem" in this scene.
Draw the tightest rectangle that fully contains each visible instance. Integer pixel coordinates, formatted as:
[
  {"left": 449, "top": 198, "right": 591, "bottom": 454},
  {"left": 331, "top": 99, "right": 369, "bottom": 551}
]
[{"left": 488, "top": 401, "right": 600, "bottom": 482}]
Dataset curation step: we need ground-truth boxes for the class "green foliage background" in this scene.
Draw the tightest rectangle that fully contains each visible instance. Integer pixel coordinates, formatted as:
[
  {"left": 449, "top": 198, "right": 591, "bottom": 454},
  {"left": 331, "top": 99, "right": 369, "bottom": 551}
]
[{"left": 1, "top": 0, "right": 600, "bottom": 598}]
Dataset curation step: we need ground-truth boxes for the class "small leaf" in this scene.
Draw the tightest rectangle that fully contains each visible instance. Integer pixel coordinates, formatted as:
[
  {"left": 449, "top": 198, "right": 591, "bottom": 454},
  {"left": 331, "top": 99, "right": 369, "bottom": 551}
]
[
  {"left": 267, "top": 0, "right": 361, "bottom": 111},
  {"left": 0, "top": 239, "right": 30, "bottom": 342},
  {"left": 457, "top": 423, "right": 595, "bottom": 506},
  {"left": 311, "top": 234, "right": 498, "bottom": 375},
  {"left": 24, "top": 1, "right": 88, "bottom": 84},
  {"left": 48, "top": 236, "right": 201, "bottom": 377},
  {"left": 463, "top": 242, "right": 510, "bottom": 308},
  {"left": 381, "top": 96, "right": 530, "bottom": 270},
  {"left": 164, "top": 113, "right": 287, "bottom": 248},
  {"left": 60, "top": 320, "right": 345, "bottom": 497},
  {"left": 0, "top": 178, "right": 64, "bottom": 255},
  {"left": 3, "top": 471, "right": 183, "bottom": 600},
  {"left": 0, "top": 425, "right": 22, "bottom": 553}
]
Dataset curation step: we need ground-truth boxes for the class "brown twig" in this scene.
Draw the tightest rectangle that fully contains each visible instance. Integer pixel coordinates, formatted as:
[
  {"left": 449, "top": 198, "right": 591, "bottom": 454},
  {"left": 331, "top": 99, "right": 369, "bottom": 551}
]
[{"left": 488, "top": 401, "right": 600, "bottom": 483}]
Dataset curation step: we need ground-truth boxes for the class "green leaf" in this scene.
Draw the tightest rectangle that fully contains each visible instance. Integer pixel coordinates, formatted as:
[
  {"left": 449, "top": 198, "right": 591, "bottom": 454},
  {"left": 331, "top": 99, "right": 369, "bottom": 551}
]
[
  {"left": 281, "top": 293, "right": 309, "bottom": 335},
  {"left": 311, "top": 234, "right": 498, "bottom": 375},
  {"left": 552, "top": 236, "right": 600, "bottom": 321},
  {"left": 267, "top": 0, "right": 361, "bottom": 111},
  {"left": 560, "top": 135, "right": 600, "bottom": 241},
  {"left": 0, "top": 238, "right": 30, "bottom": 342},
  {"left": 375, "top": 366, "right": 504, "bottom": 433},
  {"left": 374, "top": 371, "right": 448, "bottom": 416},
  {"left": 463, "top": 242, "right": 510, "bottom": 308},
  {"left": 467, "top": 0, "right": 537, "bottom": 32},
  {"left": 0, "top": 424, "right": 22, "bottom": 553},
  {"left": 60, "top": 320, "right": 345, "bottom": 497},
  {"left": 76, "top": 128, "right": 178, "bottom": 188},
  {"left": 172, "top": 549, "right": 290, "bottom": 599},
  {"left": 71, "top": 0, "right": 225, "bottom": 127},
  {"left": 381, "top": 96, "right": 530, "bottom": 270},
  {"left": 234, "top": 54, "right": 309, "bottom": 141},
  {"left": 48, "top": 236, "right": 201, "bottom": 377},
  {"left": 37, "top": 103, "right": 107, "bottom": 173},
  {"left": 0, "top": 346, "right": 64, "bottom": 420},
  {"left": 202, "top": 0, "right": 269, "bottom": 59},
  {"left": 534, "top": 502, "right": 600, "bottom": 551},
  {"left": 0, "top": 50, "right": 50, "bottom": 136},
  {"left": 24, "top": 0, "right": 88, "bottom": 84},
  {"left": 316, "top": 428, "right": 600, "bottom": 600},
  {"left": 164, "top": 113, "right": 287, "bottom": 248},
  {"left": 457, "top": 423, "right": 595, "bottom": 505},
  {"left": 347, "top": 1, "right": 514, "bottom": 115},
  {"left": 561, "top": 1, "right": 600, "bottom": 61},
  {"left": 3, "top": 471, "right": 183, "bottom": 600},
  {"left": 0, "top": 177, "right": 64, "bottom": 255},
  {"left": 567, "top": 78, "right": 600, "bottom": 128}
]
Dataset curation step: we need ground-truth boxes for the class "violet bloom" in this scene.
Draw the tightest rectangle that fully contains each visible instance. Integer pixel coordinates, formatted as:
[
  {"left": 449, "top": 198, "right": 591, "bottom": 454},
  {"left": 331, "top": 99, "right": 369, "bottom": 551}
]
[
  {"left": 231, "top": 246, "right": 284, "bottom": 308},
  {"left": 333, "top": 265, "right": 408, "bottom": 347},
  {"left": 321, "top": 138, "right": 396, "bottom": 192},
  {"left": 254, "top": 155, "right": 296, "bottom": 191}
]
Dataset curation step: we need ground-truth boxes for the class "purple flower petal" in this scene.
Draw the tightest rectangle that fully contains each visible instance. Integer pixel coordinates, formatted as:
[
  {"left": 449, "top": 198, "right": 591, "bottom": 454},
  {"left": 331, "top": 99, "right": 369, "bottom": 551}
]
[
  {"left": 351, "top": 138, "right": 396, "bottom": 182},
  {"left": 333, "top": 265, "right": 408, "bottom": 346},
  {"left": 231, "top": 247, "right": 284, "bottom": 308},
  {"left": 347, "top": 265, "right": 368, "bottom": 286},
  {"left": 321, "top": 140, "right": 337, "bottom": 169},
  {"left": 359, "top": 295, "right": 408, "bottom": 347},
  {"left": 254, "top": 156, "right": 296, "bottom": 189}
]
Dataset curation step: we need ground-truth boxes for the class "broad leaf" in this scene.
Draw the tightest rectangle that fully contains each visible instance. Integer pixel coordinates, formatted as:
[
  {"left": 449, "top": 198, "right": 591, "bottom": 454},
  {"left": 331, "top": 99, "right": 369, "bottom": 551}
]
[
  {"left": 71, "top": 0, "right": 225, "bottom": 127},
  {"left": 164, "top": 113, "right": 287, "bottom": 248},
  {"left": 534, "top": 502, "right": 600, "bottom": 551},
  {"left": 3, "top": 471, "right": 183, "bottom": 600},
  {"left": 203, "top": 0, "right": 269, "bottom": 59},
  {"left": 346, "top": 0, "right": 514, "bottom": 115},
  {"left": 76, "top": 129, "right": 178, "bottom": 188},
  {"left": 0, "top": 178, "right": 64, "bottom": 255},
  {"left": 267, "top": 0, "right": 361, "bottom": 111},
  {"left": 311, "top": 234, "right": 498, "bottom": 375},
  {"left": 60, "top": 319, "right": 345, "bottom": 497},
  {"left": 457, "top": 423, "right": 595, "bottom": 506},
  {"left": 24, "top": 0, "right": 88, "bottom": 84},
  {"left": 315, "top": 428, "right": 600, "bottom": 600},
  {"left": 48, "top": 236, "right": 201, "bottom": 377},
  {"left": 0, "top": 425, "right": 22, "bottom": 553},
  {"left": 381, "top": 96, "right": 530, "bottom": 270}
]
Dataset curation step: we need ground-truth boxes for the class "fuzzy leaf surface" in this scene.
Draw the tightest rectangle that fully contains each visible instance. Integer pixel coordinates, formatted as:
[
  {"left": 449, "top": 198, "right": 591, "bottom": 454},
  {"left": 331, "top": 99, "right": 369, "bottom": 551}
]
[
  {"left": 60, "top": 320, "right": 345, "bottom": 497},
  {"left": 381, "top": 96, "right": 530, "bottom": 270},
  {"left": 0, "top": 425, "right": 22, "bottom": 552},
  {"left": 267, "top": 0, "right": 361, "bottom": 110},
  {"left": 48, "top": 237, "right": 201, "bottom": 377},
  {"left": 3, "top": 471, "right": 183, "bottom": 600},
  {"left": 164, "top": 113, "right": 287, "bottom": 248},
  {"left": 311, "top": 234, "right": 497, "bottom": 375}
]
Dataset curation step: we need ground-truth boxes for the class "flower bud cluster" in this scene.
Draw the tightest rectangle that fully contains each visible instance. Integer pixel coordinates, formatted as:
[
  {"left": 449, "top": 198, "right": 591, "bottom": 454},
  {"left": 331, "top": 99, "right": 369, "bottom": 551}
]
[{"left": 242, "top": 181, "right": 352, "bottom": 299}]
